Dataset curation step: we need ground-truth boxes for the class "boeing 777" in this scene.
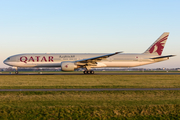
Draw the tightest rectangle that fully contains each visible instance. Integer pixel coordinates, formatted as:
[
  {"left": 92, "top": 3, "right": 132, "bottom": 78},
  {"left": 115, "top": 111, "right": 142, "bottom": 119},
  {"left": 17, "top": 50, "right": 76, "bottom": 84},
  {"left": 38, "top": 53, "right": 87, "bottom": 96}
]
[{"left": 3, "top": 32, "right": 175, "bottom": 74}]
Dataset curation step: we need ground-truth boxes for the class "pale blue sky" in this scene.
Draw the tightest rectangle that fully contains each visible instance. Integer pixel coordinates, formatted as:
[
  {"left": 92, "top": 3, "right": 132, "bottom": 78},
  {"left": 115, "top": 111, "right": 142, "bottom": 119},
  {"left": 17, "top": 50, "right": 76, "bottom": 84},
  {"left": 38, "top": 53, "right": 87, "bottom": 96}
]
[{"left": 0, "top": 0, "right": 180, "bottom": 68}]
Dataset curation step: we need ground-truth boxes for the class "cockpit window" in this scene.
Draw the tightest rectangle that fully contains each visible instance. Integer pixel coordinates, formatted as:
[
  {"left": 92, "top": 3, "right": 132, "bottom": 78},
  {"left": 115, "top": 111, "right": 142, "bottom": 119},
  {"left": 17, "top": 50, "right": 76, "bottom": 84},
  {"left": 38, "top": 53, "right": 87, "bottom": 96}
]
[{"left": 7, "top": 58, "right": 10, "bottom": 60}]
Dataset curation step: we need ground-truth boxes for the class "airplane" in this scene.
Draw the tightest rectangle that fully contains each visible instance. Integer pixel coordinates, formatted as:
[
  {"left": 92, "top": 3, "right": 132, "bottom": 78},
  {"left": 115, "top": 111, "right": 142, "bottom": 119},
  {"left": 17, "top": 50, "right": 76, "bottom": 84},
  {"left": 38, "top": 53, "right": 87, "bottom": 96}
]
[{"left": 3, "top": 32, "right": 175, "bottom": 74}]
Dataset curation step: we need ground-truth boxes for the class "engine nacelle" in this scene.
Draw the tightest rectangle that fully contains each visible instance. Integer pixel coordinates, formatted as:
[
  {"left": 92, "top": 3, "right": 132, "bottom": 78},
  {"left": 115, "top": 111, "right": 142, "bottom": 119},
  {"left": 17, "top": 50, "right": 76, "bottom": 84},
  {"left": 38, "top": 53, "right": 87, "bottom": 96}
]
[{"left": 61, "top": 62, "right": 77, "bottom": 71}]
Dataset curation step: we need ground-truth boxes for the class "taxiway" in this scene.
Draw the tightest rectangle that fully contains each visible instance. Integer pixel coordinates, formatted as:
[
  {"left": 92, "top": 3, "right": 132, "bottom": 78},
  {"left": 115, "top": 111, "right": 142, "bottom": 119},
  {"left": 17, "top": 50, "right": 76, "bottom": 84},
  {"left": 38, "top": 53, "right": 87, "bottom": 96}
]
[
  {"left": 0, "top": 88, "right": 180, "bottom": 91},
  {"left": 0, "top": 72, "right": 180, "bottom": 75}
]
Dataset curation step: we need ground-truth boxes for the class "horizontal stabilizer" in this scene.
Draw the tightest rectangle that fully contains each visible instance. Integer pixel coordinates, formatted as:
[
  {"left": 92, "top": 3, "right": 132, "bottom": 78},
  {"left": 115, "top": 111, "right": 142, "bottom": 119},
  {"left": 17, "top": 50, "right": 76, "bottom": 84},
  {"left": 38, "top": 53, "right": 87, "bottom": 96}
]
[{"left": 150, "top": 55, "right": 175, "bottom": 59}]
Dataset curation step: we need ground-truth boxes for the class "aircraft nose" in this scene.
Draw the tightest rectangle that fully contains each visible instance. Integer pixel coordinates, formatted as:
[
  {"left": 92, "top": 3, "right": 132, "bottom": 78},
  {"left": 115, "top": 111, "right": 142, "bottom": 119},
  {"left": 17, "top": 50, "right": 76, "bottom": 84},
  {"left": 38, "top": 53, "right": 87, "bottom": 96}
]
[
  {"left": 3, "top": 59, "right": 7, "bottom": 65},
  {"left": 3, "top": 58, "right": 9, "bottom": 65}
]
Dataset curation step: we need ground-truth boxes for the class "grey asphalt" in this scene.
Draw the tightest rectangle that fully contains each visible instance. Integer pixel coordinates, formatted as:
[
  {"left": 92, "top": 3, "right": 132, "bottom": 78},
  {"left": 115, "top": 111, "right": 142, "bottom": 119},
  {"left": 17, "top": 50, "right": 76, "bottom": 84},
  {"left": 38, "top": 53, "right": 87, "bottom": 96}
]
[
  {"left": 1, "top": 88, "right": 180, "bottom": 91},
  {"left": 0, "top": 72, "right": 180, "bottom": 75}
]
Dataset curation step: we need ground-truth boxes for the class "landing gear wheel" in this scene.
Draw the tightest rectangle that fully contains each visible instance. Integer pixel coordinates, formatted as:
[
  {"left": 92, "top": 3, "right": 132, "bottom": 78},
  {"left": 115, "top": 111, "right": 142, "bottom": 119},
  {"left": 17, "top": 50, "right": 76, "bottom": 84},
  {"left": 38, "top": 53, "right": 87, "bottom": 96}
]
[
  {"left": 90, "top": 70, "right": 94, "bottom": 74},
  {"left": 84, "top": 70, "right": 87, "bottom": 74},
  {"left": 83, "top": 70, "right": 94, "bottom": 74},
  {"left": 15, "top": 71, "right": 19, "bottom": 74}
]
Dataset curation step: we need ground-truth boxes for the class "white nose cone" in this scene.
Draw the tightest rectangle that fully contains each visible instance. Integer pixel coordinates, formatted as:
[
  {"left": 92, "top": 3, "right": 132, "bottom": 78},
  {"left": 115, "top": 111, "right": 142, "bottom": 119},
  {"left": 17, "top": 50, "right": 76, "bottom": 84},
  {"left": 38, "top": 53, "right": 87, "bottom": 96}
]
[
  {"left": 3, "top": 59, "right": 7, "bottom": 65},
  {"left": 3, "top": 58, "right": 10, "bottom": 66}
]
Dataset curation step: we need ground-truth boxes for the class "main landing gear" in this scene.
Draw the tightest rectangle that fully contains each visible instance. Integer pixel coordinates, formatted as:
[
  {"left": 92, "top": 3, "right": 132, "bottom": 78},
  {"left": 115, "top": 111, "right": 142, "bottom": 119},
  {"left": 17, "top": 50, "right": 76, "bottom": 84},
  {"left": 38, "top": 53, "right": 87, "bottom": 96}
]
[{"left": 83, "top": 70, "right": 94, "bottom": 74}]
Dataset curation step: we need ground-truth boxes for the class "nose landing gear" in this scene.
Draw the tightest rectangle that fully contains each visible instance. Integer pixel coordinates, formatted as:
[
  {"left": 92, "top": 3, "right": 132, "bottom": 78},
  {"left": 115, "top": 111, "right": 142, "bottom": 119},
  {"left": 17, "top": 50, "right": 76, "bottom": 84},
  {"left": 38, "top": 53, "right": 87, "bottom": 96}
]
[
  {"left": 15, "top": 71, "right": 19, "bottom": 74},
  {"left": 13, "top": 67, "right": 19, "bottom": 74}
]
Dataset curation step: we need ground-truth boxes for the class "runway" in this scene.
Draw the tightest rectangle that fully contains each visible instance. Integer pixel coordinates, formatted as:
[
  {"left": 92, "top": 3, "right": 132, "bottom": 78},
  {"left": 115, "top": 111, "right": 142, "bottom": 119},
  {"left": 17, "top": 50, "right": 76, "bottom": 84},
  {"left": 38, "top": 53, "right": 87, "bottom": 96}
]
[
  {"left": 1, "top": 88, "right": 180, "bottom": 91},
  {"left": 0, "top": 72, "right": 180, "bottom": 75}
]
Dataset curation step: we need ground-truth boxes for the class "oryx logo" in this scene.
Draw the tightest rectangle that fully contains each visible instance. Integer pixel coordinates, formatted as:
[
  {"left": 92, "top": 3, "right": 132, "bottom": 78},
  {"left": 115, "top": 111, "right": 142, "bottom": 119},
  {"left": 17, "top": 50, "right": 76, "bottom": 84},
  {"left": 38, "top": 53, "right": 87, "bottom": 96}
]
[
  {"left": 149, "top": 35, "right": 168, "bottom": 55},
  {"left": 65, "top": 64, "right": 68, "bottom": 68}
]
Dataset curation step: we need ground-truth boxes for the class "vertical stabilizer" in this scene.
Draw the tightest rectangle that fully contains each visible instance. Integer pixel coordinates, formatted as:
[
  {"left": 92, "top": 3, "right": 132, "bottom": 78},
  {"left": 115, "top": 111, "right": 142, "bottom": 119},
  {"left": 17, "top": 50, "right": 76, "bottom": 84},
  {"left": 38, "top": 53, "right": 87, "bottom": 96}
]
[{"left": 143, "top": 32, "right": 169, "bottom": 56}]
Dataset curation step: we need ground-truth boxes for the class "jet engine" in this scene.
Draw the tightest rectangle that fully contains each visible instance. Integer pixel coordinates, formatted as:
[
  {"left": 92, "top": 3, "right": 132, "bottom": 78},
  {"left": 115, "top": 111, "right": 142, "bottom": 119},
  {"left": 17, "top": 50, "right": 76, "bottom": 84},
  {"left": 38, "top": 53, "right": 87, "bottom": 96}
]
[{"left": 61, "top": 62, "right": 78, "bottom": 71}]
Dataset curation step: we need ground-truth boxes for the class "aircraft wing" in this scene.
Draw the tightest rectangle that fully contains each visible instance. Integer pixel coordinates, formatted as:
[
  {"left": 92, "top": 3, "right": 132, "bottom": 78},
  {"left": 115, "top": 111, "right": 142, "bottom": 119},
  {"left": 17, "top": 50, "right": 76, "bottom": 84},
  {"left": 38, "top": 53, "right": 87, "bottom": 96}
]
[
  {"left": 150, "top": 55, "right": 175, "bottom": 59},
  {"left": 75, "top": 52, "right": 122, "bottom": 65}
]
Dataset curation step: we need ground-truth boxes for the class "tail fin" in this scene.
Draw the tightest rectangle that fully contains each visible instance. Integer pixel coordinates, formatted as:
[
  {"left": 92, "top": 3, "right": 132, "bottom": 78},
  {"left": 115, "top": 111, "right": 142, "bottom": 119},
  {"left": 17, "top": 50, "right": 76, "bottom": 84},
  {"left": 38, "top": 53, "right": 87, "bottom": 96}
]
[{"left": 143, "top": 32, "right": 169, "bottom": 56}]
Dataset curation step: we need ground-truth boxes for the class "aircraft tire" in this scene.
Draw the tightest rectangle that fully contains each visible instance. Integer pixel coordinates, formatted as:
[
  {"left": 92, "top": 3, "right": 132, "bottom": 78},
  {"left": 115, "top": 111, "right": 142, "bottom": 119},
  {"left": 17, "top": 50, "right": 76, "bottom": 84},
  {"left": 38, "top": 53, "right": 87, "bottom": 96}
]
[
  {"left": 15, "top": 71, "right": 19, "bottom": 74},
  {"left": 84, "top": 70, "right": 94, "bottom": 74},
  {"left": 84, "top": 71, "right": 87, "bottom": 74},
  {"left": 90, "top": 70, "right": 94, "bottom": 74}
]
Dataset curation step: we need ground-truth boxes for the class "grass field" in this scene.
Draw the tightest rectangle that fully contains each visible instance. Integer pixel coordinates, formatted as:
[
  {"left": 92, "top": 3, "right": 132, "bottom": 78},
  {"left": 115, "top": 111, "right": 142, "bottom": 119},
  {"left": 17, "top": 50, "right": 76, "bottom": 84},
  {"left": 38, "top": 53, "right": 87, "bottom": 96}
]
[
  {"left": 0, "top": 91, "right": 180, "bottom": 119},
  {"left": 0, "top": 74, "right": 180, "bottom": 119},
  {"left": 0, "top": 75, "right": 180, "bottom": 89}
]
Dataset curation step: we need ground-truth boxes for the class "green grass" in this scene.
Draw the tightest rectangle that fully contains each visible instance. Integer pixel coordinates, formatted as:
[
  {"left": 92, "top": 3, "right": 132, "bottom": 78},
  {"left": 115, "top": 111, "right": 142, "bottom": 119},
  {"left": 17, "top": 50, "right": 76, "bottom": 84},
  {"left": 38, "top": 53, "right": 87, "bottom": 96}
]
[
  {"left": 1, "top": 91, "right": 180, "bottom": 107},
  {"left": 0, "top": 91, "right": 180, "bottom": 119},
  {"left": 1, "top": 105, "right": 180, "bottom": 119},
  {"left": 1, "top": 75, "right": 180, "bottom": 119},
  {"left": 0, "top": 75, "right": 180, "bottom": 89}
]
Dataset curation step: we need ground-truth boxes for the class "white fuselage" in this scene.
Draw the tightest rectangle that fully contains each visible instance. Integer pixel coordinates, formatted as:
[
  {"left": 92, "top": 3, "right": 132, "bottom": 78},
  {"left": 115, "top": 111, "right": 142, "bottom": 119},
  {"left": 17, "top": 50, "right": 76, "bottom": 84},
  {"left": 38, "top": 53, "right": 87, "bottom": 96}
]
[
  {"left": 3, "top": 53, "right": 168, "bottom": 68},
  {"left": 3, "top": 32, "right": 174, "bottom": 73}
]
